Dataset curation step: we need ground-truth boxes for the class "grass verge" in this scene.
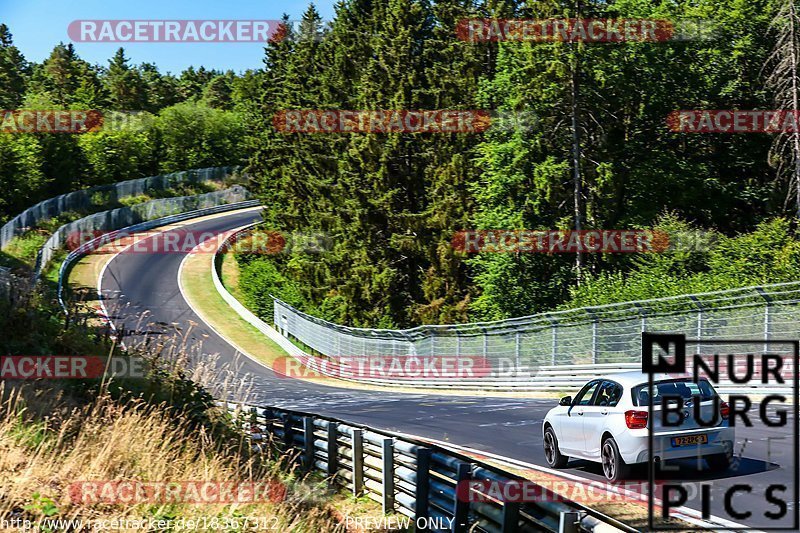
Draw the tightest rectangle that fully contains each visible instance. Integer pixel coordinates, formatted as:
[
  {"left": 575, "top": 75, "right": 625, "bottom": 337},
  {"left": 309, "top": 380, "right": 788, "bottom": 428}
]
[{"left": 190, "top": 242, "right": 559, "bottom": 398}]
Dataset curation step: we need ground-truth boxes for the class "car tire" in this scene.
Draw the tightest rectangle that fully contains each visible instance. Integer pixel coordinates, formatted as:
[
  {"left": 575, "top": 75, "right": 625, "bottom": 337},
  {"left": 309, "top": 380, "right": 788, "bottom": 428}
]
[
  {"left": 601, "top": 437, "right": 630, "bottom": 482},
  {"left": 706, "top": 452, "right": 732, "bottom": 472},
  {"left": 543, "top": 426, "right": 569, "bottom": 468}
]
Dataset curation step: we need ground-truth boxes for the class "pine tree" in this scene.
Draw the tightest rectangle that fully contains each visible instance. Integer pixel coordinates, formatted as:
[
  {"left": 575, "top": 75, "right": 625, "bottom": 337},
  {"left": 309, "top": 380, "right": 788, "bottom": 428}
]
[
  {"left": 105, "top": 48, "right": 146, "bottom": 110},
  {"left": 0, "top": 24, "right": 27, "bottom": 108}
]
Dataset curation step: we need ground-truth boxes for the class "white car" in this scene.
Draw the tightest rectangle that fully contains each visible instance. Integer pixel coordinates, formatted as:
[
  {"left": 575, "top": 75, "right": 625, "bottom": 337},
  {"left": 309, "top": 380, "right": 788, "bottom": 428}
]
[{"left": 542, "top": 372, "right": 735, "bottom": 481}]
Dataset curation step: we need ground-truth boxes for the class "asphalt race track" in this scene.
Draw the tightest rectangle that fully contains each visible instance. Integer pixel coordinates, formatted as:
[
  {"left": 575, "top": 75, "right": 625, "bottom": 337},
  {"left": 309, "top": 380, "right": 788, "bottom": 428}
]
[{"left": 98, "top": 209, "right": 798, "bottom": 529}]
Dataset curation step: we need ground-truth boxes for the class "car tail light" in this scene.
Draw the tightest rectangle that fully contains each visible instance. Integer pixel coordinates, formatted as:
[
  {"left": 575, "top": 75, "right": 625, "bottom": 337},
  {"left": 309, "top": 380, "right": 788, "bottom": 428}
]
[
  {"left": 720, "top": 401, "right": 730, "bottom": 420},
  {"left": 625, "top": 410, "right": 648, "bottom": 429}
]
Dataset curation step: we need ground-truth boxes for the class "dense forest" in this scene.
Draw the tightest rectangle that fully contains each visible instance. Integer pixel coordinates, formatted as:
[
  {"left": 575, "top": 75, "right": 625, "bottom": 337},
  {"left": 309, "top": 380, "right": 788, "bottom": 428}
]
[
  {"left": 4, "top": 0, "right": 800, "bottom": 330},
  {"left": 0, "top": 23, "right": 248, "bottom": 222}
]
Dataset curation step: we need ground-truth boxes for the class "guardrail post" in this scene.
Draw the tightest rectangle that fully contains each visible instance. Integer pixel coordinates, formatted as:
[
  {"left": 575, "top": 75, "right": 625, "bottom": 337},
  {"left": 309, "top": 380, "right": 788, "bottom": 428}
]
[
  {"left": 282, "top": 414, "right": 294, "bottom": 451},
  {"left": 303, "top": 416, "right": 314, "bottom": 470},
  {"left": 451, "top": 462, "right": 471, "bottom": 532},
  {"left": 262, "top": 408, "right": 274, "bottom": 438},
  {"left": 381, "top": 438, "right": 394, "bottom": 514},
  {"left": 351, "top": 429, "right": 364, "bottom": 497},
  {"left": 327, "top": 422, "right": 338, "bottom": 483},
  {"left": 501, "top": 502, "right": 520, "bottom": 533},
  {"left": 558, "top": 511, "right": 580, "bottom": 533},
  {"left": 414, "top": 448, "right": 432, "bottom": 527}
]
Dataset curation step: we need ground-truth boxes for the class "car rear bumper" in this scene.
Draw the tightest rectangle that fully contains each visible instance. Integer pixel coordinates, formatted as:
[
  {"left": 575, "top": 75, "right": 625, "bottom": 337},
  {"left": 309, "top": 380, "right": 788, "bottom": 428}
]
[{"left": 622, "top": 426, "right": 735, "bottom": 464}]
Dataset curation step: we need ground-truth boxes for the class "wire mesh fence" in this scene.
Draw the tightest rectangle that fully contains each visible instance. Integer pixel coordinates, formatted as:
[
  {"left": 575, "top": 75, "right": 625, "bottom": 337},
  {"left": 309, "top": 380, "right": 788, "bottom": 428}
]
[
  {"left": 1, "top": 166, "right": 239, "bottom": 251},
  {"left": 35, "top": 185, "right": 252, "bottom": 278},
  {"left": 274, "top": 283, "right": 800, "bottom": 373}
]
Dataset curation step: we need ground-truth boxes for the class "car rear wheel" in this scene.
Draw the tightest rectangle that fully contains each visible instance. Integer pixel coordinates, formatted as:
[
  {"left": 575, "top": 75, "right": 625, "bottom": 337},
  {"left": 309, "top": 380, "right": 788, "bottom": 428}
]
[
  {"left": 706, "top": 451, "right": 733, "bottom": 472},
  {"left": 601, "top": 437, "right": 630, "bottom": 482},
  {"left": 543, "top": 426, "right": 568, "bottom": 468}
]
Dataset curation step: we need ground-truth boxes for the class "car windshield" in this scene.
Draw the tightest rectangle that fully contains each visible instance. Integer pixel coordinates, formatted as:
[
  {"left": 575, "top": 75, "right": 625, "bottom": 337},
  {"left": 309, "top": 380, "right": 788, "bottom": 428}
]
[{"left": 632, "top": 378, "right": 717, "bottom": 406}]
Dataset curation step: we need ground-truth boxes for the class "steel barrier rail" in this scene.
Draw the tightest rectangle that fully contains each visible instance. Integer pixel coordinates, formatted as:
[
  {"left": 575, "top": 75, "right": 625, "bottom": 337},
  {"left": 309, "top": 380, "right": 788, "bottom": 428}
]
[
  {"left": 214, "top": 227, "right": 796, "bottom": 393},
  {"left": 37, "top": 185, "right": 252, "bottom": 280},
  {"left": 1, "top": 166, "right": 239, "bottom": 251},
  {"left": 56, "top": 199, "right": 261, "bottom": 314},
  {"left": 222, "top": 401, "right": 636, "bottom": 533},
  {"left": 212, "top": 227, "right": 592, "bottom": 389}
]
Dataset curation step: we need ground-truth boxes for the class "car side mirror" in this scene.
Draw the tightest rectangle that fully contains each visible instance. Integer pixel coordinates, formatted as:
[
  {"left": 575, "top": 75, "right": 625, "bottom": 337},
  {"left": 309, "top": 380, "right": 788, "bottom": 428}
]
[{"left": 559, "top": 396, "right": 572, "bottom": 406}]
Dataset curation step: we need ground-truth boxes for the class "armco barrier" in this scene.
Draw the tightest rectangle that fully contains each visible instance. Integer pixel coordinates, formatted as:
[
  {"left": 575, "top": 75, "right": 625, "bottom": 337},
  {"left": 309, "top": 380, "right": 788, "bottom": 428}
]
[
  {"left": 1, "top": 166, "right": 239, "bottom": 251},
  {"left": 212, "top": 226, "right": 570, "bottom": 390},
  {"left": 57, "top": 199, "right": 260, "bottom": 314},
  {"left": 214, "top": 227, "right": 795, "bottom": 393},
  {"left": 38, "top": 185, "right": 252, "bottom": 280},
  {"left": 224, "top": 402, "right": 635, "bottom": 533}
]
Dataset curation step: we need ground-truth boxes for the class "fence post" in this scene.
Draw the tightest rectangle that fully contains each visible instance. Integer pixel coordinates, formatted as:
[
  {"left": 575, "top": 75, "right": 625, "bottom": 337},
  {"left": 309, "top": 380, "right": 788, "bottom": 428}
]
[
  {"left": 327, "top": 423, "right": 338, "bottom": 482},
  {"left": 381, "top": 438, "right": 395, "bottom": 514},
  {"left": 757, "top": 288, "right": 772, "bottom": 355},
  {"left": 452, "top": 462, "right": 471, "bottom": 533},
  {"left": 482, "top": 330, "right": 488, "bottom": 359},
  {"left": 634, "top": 302, "right": 647, "bottom": 333},
  {"left": 455, "top": 331, "right": 461, "bottom": 358},
  {"left": 351, "top": 429, "right": 364, "bottom": 497},
  {"left": 587, "top": 309, "right": 598, "bottom": 364},
  {"left": 689, "top": 295, "right": 702, "bottom": 355},
  {"left": 303, "top": 417, "right": 314, "bottom": 470},
  {"left": 514, "top": 332, "right": 521, "bottom": 373},
  {"left": 414, "top": 448, "right": 432, "bottom": 527},
  {"left": 549, "top": 318, "right": 558, "bottom": 366}
]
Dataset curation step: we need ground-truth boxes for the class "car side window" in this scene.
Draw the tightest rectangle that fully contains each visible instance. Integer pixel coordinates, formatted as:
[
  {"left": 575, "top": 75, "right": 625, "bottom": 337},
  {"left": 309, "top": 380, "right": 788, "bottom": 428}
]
[
  {"left": 595, "top": 381, "right": 622, "bottom": 407},
  {"left": 574, "top": 381, "right": 600, "bottom": 406}
]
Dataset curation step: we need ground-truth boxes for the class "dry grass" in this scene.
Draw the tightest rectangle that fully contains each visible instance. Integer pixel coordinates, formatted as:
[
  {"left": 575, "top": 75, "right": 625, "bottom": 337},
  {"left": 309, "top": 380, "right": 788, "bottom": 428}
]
[{"left": 0, "top": 384, "right": 347, "bottom": 532}]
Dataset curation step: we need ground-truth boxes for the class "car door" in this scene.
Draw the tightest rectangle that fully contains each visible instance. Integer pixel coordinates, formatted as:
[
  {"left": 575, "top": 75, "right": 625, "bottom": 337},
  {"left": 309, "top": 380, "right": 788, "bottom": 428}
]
[
  {"left": 559, "top": 380, "right": 601, "bottom": 457},
  {"left": 581, "top": 380, "right": 622, "bottom": 458}
]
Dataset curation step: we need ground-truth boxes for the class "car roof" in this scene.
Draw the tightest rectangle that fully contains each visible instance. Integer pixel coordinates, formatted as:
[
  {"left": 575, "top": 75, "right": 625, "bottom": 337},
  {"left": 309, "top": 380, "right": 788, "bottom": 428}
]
[{"left": 593, "top": 371, "right": 683, "bottom": 387}]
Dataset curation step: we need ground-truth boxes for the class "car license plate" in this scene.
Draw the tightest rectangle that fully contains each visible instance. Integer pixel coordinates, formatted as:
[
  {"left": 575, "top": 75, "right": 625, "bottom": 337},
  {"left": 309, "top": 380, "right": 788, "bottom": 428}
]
[{"left": 671, "top": 434, "right": 708, "bottom": 447}]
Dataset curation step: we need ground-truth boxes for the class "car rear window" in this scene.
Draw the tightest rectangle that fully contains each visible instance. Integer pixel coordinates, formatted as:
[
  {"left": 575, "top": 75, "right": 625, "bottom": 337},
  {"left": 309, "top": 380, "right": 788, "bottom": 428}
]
[{"left": 632, "top": 378, "right": 717, "bottom": 406}]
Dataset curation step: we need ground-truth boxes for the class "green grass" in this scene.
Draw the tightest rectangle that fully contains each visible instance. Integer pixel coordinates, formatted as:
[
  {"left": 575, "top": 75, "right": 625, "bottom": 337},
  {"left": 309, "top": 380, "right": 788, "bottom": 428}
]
[{"left": 1, "top": 232, "right": 48, "bottom": 269}]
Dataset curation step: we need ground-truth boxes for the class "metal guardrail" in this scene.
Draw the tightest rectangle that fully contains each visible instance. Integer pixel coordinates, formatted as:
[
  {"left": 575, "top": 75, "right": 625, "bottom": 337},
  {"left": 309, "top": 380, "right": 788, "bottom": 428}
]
[
  {"left": 216, "top": 227, "right": 796, "bottom": 393},
  {"left": 57, "top": 199, "right": 260, "bottom": 314},
  {"left": 37, "top": 185, "right": 252, "bottom": 280},
  {"left": 223, "top": 402, "right": 635, "bottom": 533}
]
